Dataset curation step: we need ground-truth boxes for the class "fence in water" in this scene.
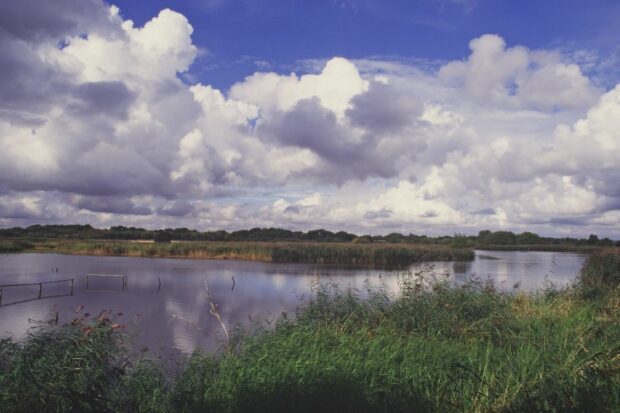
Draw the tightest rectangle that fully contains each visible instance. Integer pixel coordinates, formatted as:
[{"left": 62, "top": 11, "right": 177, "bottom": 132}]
[
  {"left": 85, "top": 274, "right": 127, "bottom": 291},
  {"left": 0, "top": 278, "right": 74, "bottom": 307}
]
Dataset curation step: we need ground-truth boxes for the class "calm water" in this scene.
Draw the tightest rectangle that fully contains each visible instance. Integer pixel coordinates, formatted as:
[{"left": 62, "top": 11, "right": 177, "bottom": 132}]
[{"left": 0, "top": 250, "right": 587, "bottom": 354}]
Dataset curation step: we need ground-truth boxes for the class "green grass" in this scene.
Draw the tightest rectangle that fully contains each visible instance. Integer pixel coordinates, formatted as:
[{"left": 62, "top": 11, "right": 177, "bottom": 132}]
[
  {"left": 10, "top": 239, "right": 474, "bottom": 269},
  {"left": 576, "top": 247, "right": 620, "bottom": 299},
  {"left": 1, "top": 250, "right": 619, "bottom": 412}
]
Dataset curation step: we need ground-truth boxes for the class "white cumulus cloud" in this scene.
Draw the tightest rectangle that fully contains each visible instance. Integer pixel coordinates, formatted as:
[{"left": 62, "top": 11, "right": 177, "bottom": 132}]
[{"left": 0, "top": 2, "right": 617, "bottom": 237}]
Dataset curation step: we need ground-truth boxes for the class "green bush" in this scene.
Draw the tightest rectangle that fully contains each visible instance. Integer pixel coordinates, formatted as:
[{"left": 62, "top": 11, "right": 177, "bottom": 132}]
[{"left": 577, "top": 249, "right": 620, "bottom": 299}]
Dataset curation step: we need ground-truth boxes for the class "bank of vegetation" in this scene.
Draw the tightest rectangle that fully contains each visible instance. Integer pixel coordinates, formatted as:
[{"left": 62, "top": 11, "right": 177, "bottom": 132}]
[
  {"left": 0, "top": 225, "right": 616, "bottom": 249},
  {"left": 18, "top": 239, "right": 474, "bottom": 269},
  {"left": 1, "top": 249, "right": 619, "bottom": 412},
  {"left": 0, "top": 240, "right": 34, "bottom": 253}
]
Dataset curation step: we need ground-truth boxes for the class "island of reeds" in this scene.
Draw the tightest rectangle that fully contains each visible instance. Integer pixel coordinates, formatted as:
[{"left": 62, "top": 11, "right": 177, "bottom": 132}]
[
  {"left": 1, "top": 248, "right": 619, "bottom": 412},
  {"left": 18, "top": 240, "right": 474, "bottom": 270}
]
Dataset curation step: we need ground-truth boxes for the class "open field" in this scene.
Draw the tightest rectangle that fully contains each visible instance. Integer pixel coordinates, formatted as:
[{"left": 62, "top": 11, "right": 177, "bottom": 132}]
[
  {"left": 1, "top": 238, "right": 475, "bottom": 270},
  {"left": 0, "top": 249, "right": 618, "bottom": 412}
]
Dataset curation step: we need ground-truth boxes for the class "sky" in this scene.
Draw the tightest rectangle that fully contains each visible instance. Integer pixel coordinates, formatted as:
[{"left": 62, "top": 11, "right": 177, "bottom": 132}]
[{"left": 0, "top": 0, "right": 619, "bottom": 237}]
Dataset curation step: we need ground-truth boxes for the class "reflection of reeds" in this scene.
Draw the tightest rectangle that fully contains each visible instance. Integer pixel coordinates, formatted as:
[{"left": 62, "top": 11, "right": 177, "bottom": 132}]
[{"left": 33, "top": 239, "right": 475, "bottom": 269}]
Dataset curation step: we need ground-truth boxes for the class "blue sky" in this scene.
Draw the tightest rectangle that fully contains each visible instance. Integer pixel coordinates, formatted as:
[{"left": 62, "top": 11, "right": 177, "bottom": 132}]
[
  {"left": 110, "top": 0, "right": 620, "bottom": 90},
  {"left": 0, "top": 0, "right": 619, "bottom": 237}
]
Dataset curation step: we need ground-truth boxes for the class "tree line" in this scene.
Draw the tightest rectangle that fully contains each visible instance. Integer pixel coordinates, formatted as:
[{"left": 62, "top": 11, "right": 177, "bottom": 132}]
[{"left": 0, "top": 224, "right": 617, "bottom": 246}]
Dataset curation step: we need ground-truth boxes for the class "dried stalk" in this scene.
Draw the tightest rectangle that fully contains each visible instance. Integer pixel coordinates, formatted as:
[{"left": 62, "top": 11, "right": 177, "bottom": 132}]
[
  {"left": 204, "top": 276, "right": 230, "bottom": 352},
  {"left": 169, "top": 276, "right": 232, "bottom": 353},
  {"left": 169, "top": 314, "right": 210, "bottom": 335}
]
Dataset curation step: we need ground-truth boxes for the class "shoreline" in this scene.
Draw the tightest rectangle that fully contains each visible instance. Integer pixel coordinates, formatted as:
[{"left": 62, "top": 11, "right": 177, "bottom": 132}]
[{"left": 2, "top": 239, "right": 476, "bottom": 270}]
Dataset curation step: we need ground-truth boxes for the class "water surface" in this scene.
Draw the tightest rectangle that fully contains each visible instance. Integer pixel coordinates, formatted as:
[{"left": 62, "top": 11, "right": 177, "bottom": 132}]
[{"left": 0, "top": 250, "right": 587, "bottom": 354}]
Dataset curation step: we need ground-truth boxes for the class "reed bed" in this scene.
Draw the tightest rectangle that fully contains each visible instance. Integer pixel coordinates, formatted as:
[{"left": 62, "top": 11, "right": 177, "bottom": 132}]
[
  {"left": 1, "top": 250, "right": 618, "bottom": 412},
  {"left": 0, "top": 240, "right": 33, "bottom": 253},
  {"left": 477, "top": 244, "right": 600, "bottom": 253},
  {"left": 26, "top": 240, "right": 474, "bottom": 269}
]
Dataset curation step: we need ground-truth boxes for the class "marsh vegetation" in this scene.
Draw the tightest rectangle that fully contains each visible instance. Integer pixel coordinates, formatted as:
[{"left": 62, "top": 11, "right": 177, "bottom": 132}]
[
  {"left": 1, "top": 249, "right": 618, "bottom": 412},
  {"left": 0, "top": 240, "right": 34, "bottom": 253},
  {"left": 12, "top": 239, "right": 475, "bottom": 270},
  {"left": 1, "top": 225, "right": 613, "bottom": 270}
]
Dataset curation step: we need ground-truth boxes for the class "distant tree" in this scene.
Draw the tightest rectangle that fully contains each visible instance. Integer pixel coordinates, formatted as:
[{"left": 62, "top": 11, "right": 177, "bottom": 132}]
[
  {"left": 517, "top": 231, "right": 540, "bottom": 245},
  {"left": 477, "top": 230, "right": 492, "bottom": 243},
  {"left": 481, "top": 231, "right": 516, "bottom": 245},
  {"left": 153, "top": 231, "right": 172, "bottom": 243},
  {"left": 229, "top": 229, "right": 250, "bottom": 241},
  {"left": 587, "top": 234, "right": 600, "bottom": 245},
  {"left": 383, "top": 233, "right": 407, "bottom": 243},
  {"left": 451, "top": 234, "right": 469, "bottom": 248},
  {"left": 352, "top": 235, "right": 373, "bottom": 244},
  {"left": 203, "top": 230, "right": 227, "bottom": 241},
  {"left": 304, "top": 229, "right": 336, "bottom": 242},
  {"left": 334, "top": 231, "right": 356, "bottom": 242},
  {"left": 599, "top": 238, "right": 614, "bottom": 247}
]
